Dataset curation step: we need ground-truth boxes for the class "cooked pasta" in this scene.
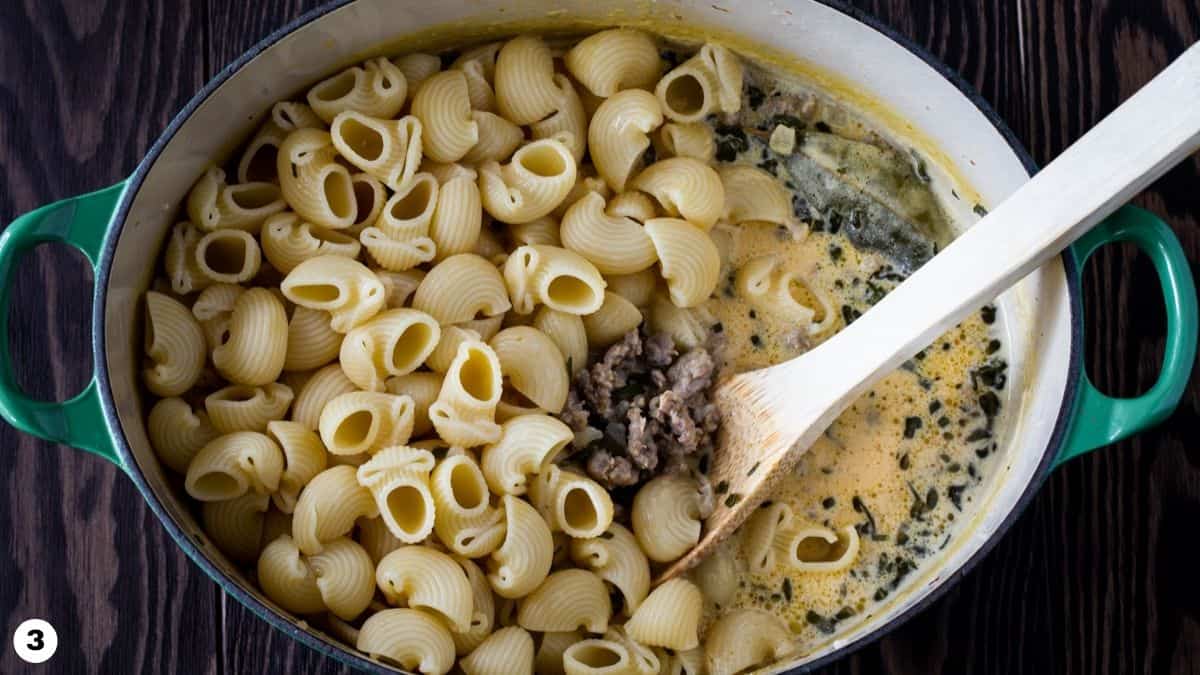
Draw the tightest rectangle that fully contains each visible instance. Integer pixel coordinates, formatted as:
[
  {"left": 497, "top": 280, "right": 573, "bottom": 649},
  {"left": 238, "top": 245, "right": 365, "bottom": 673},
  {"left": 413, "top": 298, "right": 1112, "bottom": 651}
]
[
  {"left": 528, "top": 465, "right": 615, "bottom": 539},
  {"left": 393, "top": 53, "right": 441, "bottom": 89},
  {"left": 205, "top": 382, "right": 294, "bottom": 433},
  {"left": 201, "top": 492, "right": 269, "bottom": 564},
  {"left": 603, "top": 626, "right": 661, "bottom": 675},
  {"left": 631, "top": 474, "right": 706, "bottom": 563},
  {"left": 564, "top": 29, "right": 661, "bottom": 97},
  {"left": 480, "top": 414, "right": 574, "bottom": 496},
  {"left": 646, "top": 293, "right": 714, "bottom": 349},
  {"left": 185, "top": 431, "right": 284, "bottom": 502},
  {"left": 426, "top": 325, "right": 483, "bottom": 374},
  {"left": 430, "top": 451, "right": 506, "bottom": 558},
  {"left": 655, "top": 122, "right": 716, "bottom": 162},
  {"left": 720, "top": 164, "right": 796, "bottom": 227},
  {"left": 357, "top": 515, "right": 405, "bottom": 565},
  {"left": 654, "top": 43, "right": 743, "bottom": 123},
  {"left": 357, "top": 446, "right": 437, "bottom": 542},
  {"left": 503, "top": 245, "right": 606, "bottom": 315},
  {"left": 588, "top": 89, "right": 663, "bottom": 192},
  {"left": 306, "top": 536, "right": 377, "bottom": 620},
  {"left": 560, "top": 192, "right": 657, "bottom": 275},
  {"left": 358, "top": 608, "right": 456, "bottom": 675},
  {"left": 291, "top": 363, "right": 356, "bottom": 429},
  {"left": 147, "top": 397, "right": 219, "bottom": 474},
  {"left": 460, "top": 626, "right": 534, "bottom": 675},
  {"left": 292, "top": 465, "right": 378, "bottom": 555},
  {"left": 488, "top": 495, "right": 554, "bottom": 599},
  {"left": 277, "top": 129, "right": 359, "bottom": 230},
  {"left": 562, "top": 639, "right": 633, "bottom": 675},
  {"left": 554, "top": 168, "right": 610, "bottom": 219},
  {"left": 194, "top": 228, "right": 262, "bottom": 285},
  {"left": 376, "top": 545, "right": 474, "bottom": 631},
  {"left": 237, "top": 101, "right": 324, "bottom": 184},
  {"left": 692, "top": 542, "right": 738, "bottom": 607},
  {"left": 532, "top": 307, "right": 587, "bottom": 376},
  {"left": 412, "top": 253, "right": 511, "bottom": 324},
  {"left": 630, "top": 158, "right": 724, "bottom": 231},
  {"left": 517, "top": 569, "right": 611, "bottom": 633},
  {"left": 479, "top": 137, "right": 578, "bottom": 224},
  {"left": 735, "top": 254, "right": 834, "bottom": 335},
  {"left": 429, "top": 174, "right": 483, "bottom": 259},
  {"left": 461, "top": 111, "right": 524, "bottom": 165},
  {"left": 623, "top": 578, "right": 702, "bottom": 650},
  {"left": 257, "top": 534, "right": 326, "bottom": 615},
  {"left": 535, "top": 631, "right": 583, "bottom": 675},
  {"left": 582, "top": 292, "right": 643, "bottom": 347},
  {"left": 489, "top": 326, "right": 569, "bottom": 417},
  {"left": 163, "top": 222, "right": 210, "bottom": 295},
  {"left": 318, "top": 391, "right": 415, "bottom": 455},
  {"left": 778, "top": 524, "right": 861, "bottom": 573},
  {"left": 428, "top": 340, "right": 504, "bottom": 447},
  {"left": 529, "top": 75, "right": 588, "bottom": 163},
  {"left": 412, "top": 70, "right": 479, "bottom": 164},
  {"left": 604, "top": 269, "right": 658, "bottom": 308},
  {"left": 307, "top": 57, "right": 408, "bottom": 124},
  {"left": 349, "top": 172, "right": 387, "bottom": 234},
  {"left": 339, "top": 308, "right": 440, "bottom": 391},
  {"left": 192, "top": 283, "right": 243, "bottom": 321},
  {"left": 261, "top": 213, "right": 361, "bottom": 276},
  {"left": 457, "top": 59, "right": 496, "bottom": 112},
  {"left": 570, "top": 523, "right": 650, "bottom": 614},
  {"left": 284, "top": 306, "right": 343, "bottom": 372},
  {"left": 454, "top": 556, "right": 497, "bottom": 654},
  {"left": 375, "top": 268, "right": 425, "bottom": 308},
  {"left": 494, "top": 35, "right": 560, "bottom": 125},
  {"left": 265, "top": 420, "right": 328, "bottom": 513},
  {"left": 643, "top": 218, "right": 721, "bottom": 308},
  {"left": 385, "top": 371, "right": 442, "bottom": 437},
  {"left": 210, "top": 288, "right": 287, "bottom": 386},
  {"left": 704, "top": 609, "right": 795, "bottom": 675},
  {"left": 143, "top": 291, "right": 206, "bottom": 397},
  {"left": 187, "top": 166, "right": 286, "bottom": 233},
  {"left": 281, "top": 255, "right": 385, "bottom": 332}
]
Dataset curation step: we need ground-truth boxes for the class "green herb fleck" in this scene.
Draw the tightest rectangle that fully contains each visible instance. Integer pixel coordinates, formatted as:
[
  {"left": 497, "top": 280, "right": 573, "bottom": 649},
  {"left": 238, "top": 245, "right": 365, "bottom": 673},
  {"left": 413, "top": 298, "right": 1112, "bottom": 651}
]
[
  {"left": 903, "top": 417, "right": 922, "bottom": 439},
  {"left": 724, "top": 493, "right": 743, "bottom": 507},
  {"left": 715, "top": 480, "right": 729, "bottom": 494}
]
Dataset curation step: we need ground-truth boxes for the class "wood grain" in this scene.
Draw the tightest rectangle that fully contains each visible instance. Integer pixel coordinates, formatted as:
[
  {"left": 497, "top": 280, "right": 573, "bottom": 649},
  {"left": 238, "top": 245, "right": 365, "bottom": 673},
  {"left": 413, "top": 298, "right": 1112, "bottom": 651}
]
[{"left": 0, "top": 1, "right": 1197, "bottom": 673}]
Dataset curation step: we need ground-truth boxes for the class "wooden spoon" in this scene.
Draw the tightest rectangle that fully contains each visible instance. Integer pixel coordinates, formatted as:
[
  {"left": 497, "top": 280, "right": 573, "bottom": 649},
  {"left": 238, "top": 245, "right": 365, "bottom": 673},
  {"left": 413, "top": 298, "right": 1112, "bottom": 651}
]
[{"left": 659, "top": 42, "right": 1200, "bottom": 582}]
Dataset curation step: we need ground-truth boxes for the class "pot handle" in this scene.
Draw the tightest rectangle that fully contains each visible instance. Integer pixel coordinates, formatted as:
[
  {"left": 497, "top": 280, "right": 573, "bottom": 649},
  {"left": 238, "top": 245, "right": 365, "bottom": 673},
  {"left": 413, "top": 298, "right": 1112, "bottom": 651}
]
[
  {"left": 1056, "top": 205, "right": 1198, "bottom": 466},
  {"left": 0, "top": 182, "right": 127, "bottom": 467}
]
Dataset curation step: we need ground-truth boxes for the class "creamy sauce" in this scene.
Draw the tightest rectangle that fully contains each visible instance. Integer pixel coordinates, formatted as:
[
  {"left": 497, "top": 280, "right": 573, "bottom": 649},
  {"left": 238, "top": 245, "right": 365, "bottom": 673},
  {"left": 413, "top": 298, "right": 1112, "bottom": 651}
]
[{"left": 689, "top": 59, "right": 1008, "bottom": 655}]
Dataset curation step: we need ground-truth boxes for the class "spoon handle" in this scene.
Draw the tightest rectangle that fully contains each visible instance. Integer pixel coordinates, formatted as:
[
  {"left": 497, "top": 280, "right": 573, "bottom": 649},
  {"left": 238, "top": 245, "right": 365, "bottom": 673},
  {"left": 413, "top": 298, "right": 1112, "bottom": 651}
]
[{"left": 770, "top": 41, "right": 1200, "bottom": 415}]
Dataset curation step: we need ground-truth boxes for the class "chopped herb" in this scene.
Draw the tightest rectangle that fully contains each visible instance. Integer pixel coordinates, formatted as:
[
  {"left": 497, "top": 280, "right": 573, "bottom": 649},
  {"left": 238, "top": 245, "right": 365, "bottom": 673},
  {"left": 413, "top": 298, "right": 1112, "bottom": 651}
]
[
  {"left": 822, "top": 497, "right": 836, "bottom": 509},
  {"left": 980, "top": 304, "right": 997, "bottom": 324},
  {"left": 806, "top": 610, "right": 838, "bottom": 635},
  {"left": 907, "top": 483, "right": 929, "bottom": 519},
  {"left": 770, "top": 593, "right": 782, "bottom": 602},
  {"left": 750, "top": 334, "right": 763, "bottom": 348},
  {"left": 781, "top": 578, "right": 793, "bottom": 602},
  {"left": 757, "top": 157, "right": 779, "bottom": 175},
  {"left": 715, "top": 480, "right": 729, "bottom": 494},
  {"left": 898, "top": 453, "right": 911, "bottom": 470},
  {"left": 747, "top": 85, "right": 766, "bottom": 108},
  {"left": 937, "top": 416, "right": 950, "bottom": 428},
  {"left": 929, "top": 400, "right": 942, "bottom": 414},
  {"left": 971, "top": 360, "right": 1008, "bottom": 390},
  {"left": 815, "top": 121, "right": 832, "bottom": 133},
  {"left": 903, "top": 417, "right": 922, "bottom": 439},
  {"left": 986, "top": 339, "right": 1002, "bottom": 355},
  {"left": 925, "top": 488, "right": 939, "bottom": 509},
  {"left": 851, "top": 495, "right": 878, "bottom": 537},
  {"left": 711, "top": 322, "right": 724, "bottom": 333},
  {"left": 828, "top": 244, "right": 843, "bottom": 262},
  {"left": 792, "top": 194, "right": 812, "bottom": 221},
  {"left": 841, "top": 305, "right": 862, "bottom": 325},
  {"left": 769, "top": 113, "right": 805, "bottom": 132},
  {"left": 826, "top": 211, "right": 843, "bottom": 234},
  {"left": 747, "top": 461, "right": 761, "bottom": 476},
  {"left": 973, "top": 203, "right": 989, "bottom": 217},
  {"left": 948, "top": 462, "right": 961, "bottom": 473},
  {"left": 748, "top": 309, "right": 758, "bottom": 319},
  {"left": 947, "top": 484, "right": 967, "bottom": 510},
  {"left": 965, "top": 428, "right": 991, "bottom": 442},
  {"left": 979, "top": 391, "right": 1001, "bottom": 425},
  {"left": 714, "top": 124, "right": 749, "bottom": 161},
  {"left": 724, "top": 493, "right": 743, "bottom": 507}
]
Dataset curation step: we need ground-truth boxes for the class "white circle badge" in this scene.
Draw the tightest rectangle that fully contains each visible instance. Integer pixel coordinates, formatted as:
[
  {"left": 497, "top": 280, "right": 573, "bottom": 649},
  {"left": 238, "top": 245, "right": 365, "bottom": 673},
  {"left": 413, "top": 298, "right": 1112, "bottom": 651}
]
[{"left": 12, "top": 618, "right": 58, "bottom": 664}]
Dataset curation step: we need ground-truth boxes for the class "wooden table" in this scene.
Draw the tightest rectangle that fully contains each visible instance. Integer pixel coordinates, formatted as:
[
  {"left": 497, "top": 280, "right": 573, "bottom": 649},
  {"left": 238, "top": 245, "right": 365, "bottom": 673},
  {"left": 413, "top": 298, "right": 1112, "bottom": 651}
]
[{"left": 1, "top": 1, "right": 1196, "bottom": 673}]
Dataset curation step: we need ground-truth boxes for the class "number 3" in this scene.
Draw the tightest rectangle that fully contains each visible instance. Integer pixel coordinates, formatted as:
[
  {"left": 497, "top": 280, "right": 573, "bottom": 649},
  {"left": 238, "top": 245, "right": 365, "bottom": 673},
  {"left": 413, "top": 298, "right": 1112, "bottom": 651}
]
[{"left": 26, "top": 629, "right": 44, "bottom": 650}]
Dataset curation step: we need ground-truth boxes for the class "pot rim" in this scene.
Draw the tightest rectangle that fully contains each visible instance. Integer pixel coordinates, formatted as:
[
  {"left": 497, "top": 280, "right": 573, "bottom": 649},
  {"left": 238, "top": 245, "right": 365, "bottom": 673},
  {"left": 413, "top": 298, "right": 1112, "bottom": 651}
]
[{"left": 91, "top": 0, "right": 1082, "bottom": 671}]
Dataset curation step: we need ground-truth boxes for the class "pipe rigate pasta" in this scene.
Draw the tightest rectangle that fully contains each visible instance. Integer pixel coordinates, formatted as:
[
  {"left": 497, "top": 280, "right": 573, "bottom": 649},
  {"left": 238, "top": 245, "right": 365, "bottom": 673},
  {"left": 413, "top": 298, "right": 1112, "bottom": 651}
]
[
  {"left": 281, "top": 255, "right": 385, "bottom": 332},
  {"left": 532, "top": 307, "right": 588, "bottom": 376},
  {"left": 306, "top": 536, "right": 377, "bottom": 620},
  {"left": 385, "top": 371, "right": 442, "bottom": 436},
  {"left": 429, "top": 174, "right": 483, "bottom": 260},
  {"left": 265, "top": 420, "right": 328, "bottom": 514},
  {"left": 236, "top": 101, "right": 324, "bottom": 184},
  {"left": 428, "top": 340, "right": 504, "bottom": 447},
  {"left": 261, "top": 212, "right": 361, "bottom": 273},
  {"left": 412, "top": 70, "right": 479, "bottom": 164},
  {"left": 143, "top": 291, "right": 206, "bottom": 397},
  {"left": 564, "top": 29, "right": 662, "bottom": 97},
  {"left": 507, "top": 215, "right": 561, "bottom": 248},
  {"left": 277, "top": 129, "right": 359, "bottom": 230},
  {"left": 374, "top": 268, "right": 425, "bottom": 308},
  {"left": 307, "top": 57, "right": 408, "bottom": 124},
  {"left": 535, "top": 631, "right": 583, "bottom": 675},
  {"left": 412, "top": 253, "right": 511, "bottom": 325},
  {"left": 654, "top": 43, "right": 743, "bottom": 123},
  {"left": 284, "top": 306, "right": 343, "bottom": 372},
  {"left": 646, "top": 293, "right": 714, "bottom": 350},
  {"left": 488, "top": 495, "right": 554, "bottom": 599},
  {"left": 631, "top": 474, "right": 707, "bottom": 563},
  {"left": 348, "top": 172, "right": 387, "bottom": 235},
  {"left": 562, "top": 638, "right": 633, "bottom": 675},
  {"left": 147, "top": 397, "right": 220, "bottom": 474},
  {"left": 211, "top": 288, "right": 288, "bottom": 385},
  {"left": 583, "top": 291, "right": 644, "bottom": 347},
  {"left": 194, "top": 228, "right": 262, "bottom": 285},
  {"left": 318, "top": 391, "right": 415, "bottom": 456},
  {"left": 460, "top": 627, "right": 534, "bottom": 675},
  {"left": 494, "top": 35, "right": 560, "bottom": 125},
  {"left": 604, "top": 268, "right": 658, "bottom": 309},
  {"left": 655, "top": 121, "right": 716, "bottom": 162},
  {"left": 528, "top": 465, "right": 615, "bottom": 539},
  {"left": 503, "top": 245, "right": 606, "bottom": 315},
  {"left": 553, "top": 167, "right": 610, "bottom": 219},
  {"left": 602, "top": 626, "right": 661, "bottom": 675},
  {"left": 529, "top": 75, "right": 588, "bottom": 163},
  {"left": 425, "top": 325, "right": 482, "bottom": 374},
  {"left": 332, "top": 112, "right": 423, "bottom": 192},
  {"left": 570, "top": 523, "right": 650, "bottom": 615},
  {"left": 393, "top": 53, "right": 441, "bottom": 90},
  {"left": 560, "top": 192, "right": 658, "bottom": 275},
  {"left": 588, "top": 89, "right": 663, "bottom": 193},
  {"left": 185, "top": 431, "right": 284, "bottom": 502},
  {"left": 692, "top": 543, "right": 738, "bottom": 607},
  {"left": 375, "top": 545, "right": 474, "bottom": 631},
  {"left": 456, "top": 59, "right": 496, "bottom": 112},
  {"left": 357, "top": 608, "right": 455, "bottom": 675},
  {"left": 187, "top": 166, "right": 286, "bottom": 233},
  {"left": 719, "top": 164, "right": 797, "bottom": 227},
  {"left": 431, "top": 451, "right": 505, "bottom": 558},
  {"left": 489, "top": 326, "right": 569, "bottom": 416},
  {"left": 192, "top": 283, "right": 243, "bottom": 321},
  {"left": 356, "top": 446, "right": 437, "bottom": 543},
  {"left": 630, "top": 158, "right": 724, "bottom": 230},
  {"left": 357, "top": 516, "right": 405, "bottom": 565},
  {"left": 735, "top": 255, "right": 834, "bottom": 335},
  {"left": 517, "top": 569, "right": 611, "bottom": 634},
  {"left": 623, "top": 578, "right": 702, "bottom": 650},
  {"left": 461, "top": 111, "right": 524, "bottom": 165},
  {"left": 360, "top": 225, "right": 437, "bottom": 272},
  {"left": 480, "top": 414, "right": 574, "bottom": 496},
  {"left": 704, "top": 609, "right": 795, "bottom": 675},
  {"left": 201, "top": 492, "right": 269, "bottom": 564},
  {"left": 163, "top": 222, "right": 210, "bottom": 295},
  {"left": 257, "top": 534, "right": 327, "bottom": 615},
  {"left": 292, "top": 465, "right": 379, "bottom": 555},
  {"left": 453, "top": 556, "right": 497, "bottom": 654},
  {"left": 338, "top": 308, "right": 440, "bottom": 391},
  {"left": 291, "top": 363, "right": 355, "bottom": 430},
  {"left": 643, "top": 218, "right": 721, "bottom": 308},
  {"left": 205, "top": 382, "right": 294, "bottom": 433},
  {"left": 479, "top": 137, "right": 578, "bottom": 224}
]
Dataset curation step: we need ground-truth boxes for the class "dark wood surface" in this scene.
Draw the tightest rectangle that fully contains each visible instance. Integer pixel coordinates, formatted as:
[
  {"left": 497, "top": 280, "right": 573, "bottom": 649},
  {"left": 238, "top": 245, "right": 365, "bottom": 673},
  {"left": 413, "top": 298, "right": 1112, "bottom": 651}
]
[{"left": 1, "top": 1, "right": 1197, "bottom": 673}]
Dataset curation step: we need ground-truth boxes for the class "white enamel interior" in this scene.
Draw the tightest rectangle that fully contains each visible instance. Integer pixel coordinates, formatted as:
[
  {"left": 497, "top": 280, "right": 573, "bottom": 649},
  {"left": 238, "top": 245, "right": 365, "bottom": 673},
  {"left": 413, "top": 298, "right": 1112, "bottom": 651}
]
[{"left": 101, "top": 0, "right": 1072, "bottom": 670}]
